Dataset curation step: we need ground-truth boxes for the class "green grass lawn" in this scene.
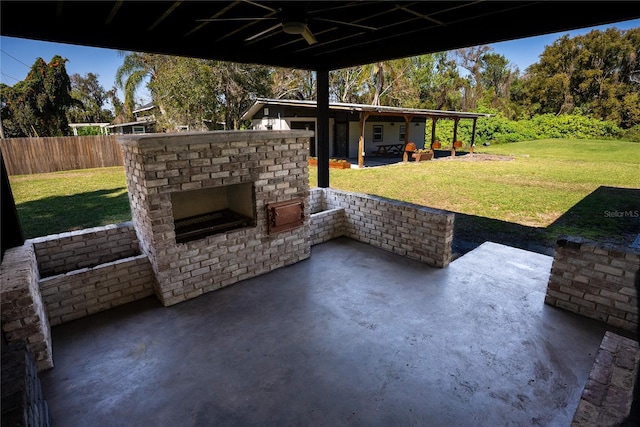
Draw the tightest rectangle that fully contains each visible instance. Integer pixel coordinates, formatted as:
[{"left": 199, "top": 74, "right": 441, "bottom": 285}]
[
  {"left": 9, "top": 139, "right": 640, "bottom": 244},
  {"left": 309, "top": 139, "right": 640, "bottom": 245},
  {"left": 9, "top": 167, "right": 130, "bottom": 238}
]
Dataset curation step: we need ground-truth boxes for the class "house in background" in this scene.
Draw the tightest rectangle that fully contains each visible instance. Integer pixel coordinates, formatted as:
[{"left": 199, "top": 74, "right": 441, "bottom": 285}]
[
  {"left": 105, "top": 102, "right": 158, "bottom": 135},
  {"left": 242, "top": 98, "right": 491, "bottom": 166}
]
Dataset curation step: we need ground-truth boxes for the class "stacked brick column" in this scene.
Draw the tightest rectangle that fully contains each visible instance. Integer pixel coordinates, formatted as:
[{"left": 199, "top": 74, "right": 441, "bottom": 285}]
[
  {"left": 0, "top": 244, "right": 53, "bottom": 371},
  {"left": 545, "top": 236, "right": 640, "bottom": 333},
  {"left": 572, "top": 331, "right": 640, "bottom": 426},
  {"left": 1, "top": 340, "right": 52, "bottom": 426}
]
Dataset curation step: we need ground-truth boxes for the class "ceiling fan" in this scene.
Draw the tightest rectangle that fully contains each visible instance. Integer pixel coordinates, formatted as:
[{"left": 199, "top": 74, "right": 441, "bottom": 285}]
[{"left": 197, "top": 2, "right": 377, "bottom": 46}]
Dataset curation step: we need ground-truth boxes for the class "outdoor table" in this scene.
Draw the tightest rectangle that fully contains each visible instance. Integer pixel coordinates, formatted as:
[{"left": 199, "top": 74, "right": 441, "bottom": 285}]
[{"left": 373, "top": 144, "right": 405, "bottom": 155}]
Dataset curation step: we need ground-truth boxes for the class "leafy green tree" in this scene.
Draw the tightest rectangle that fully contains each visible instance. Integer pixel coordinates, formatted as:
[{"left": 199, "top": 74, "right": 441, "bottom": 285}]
[
  {"left": 106, "top": 86, "right": 127, "bottom": 124},
  {"left": 526, "top": 35, "right": 579, "bottom": 116},
  {"left": 574, "top": 28, "right": 640, "bottom": 128},
  {"left": 67, "top": 73, "right": 114, "bottom": 123},
  {"left": 403, "top": 54, "right": 442, "bottom": 109},
  {"left": 143, "top": 57, "right": 271, "bottom": 131},
  {"left": 148, "top": 56, "right": 221, "bottom": 131},
  {"left": 115, "top": 52, "right": 164, "bottom": 119},
  {"left": 0, "top": 55, "right": 75, "bottom": 137},
  {"left": 524, "top": 28, "right": 639, "bottom": 128},
  {"left": 431, "top": 52, "right": 466, "bottom": 111},
  {"left": 218, "top": 62, "right": 272, "bottom": 130}
]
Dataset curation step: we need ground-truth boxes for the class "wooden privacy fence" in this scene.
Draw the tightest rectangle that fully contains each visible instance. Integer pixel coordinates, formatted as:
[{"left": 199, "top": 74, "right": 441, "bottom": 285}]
[{"left": 0, "top": 135, "right": 124, "bottom": 175}]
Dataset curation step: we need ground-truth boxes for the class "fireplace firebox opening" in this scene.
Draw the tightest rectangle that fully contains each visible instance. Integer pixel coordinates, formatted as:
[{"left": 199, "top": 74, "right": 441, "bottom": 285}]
[{"left": 171, "top": 183, "right": 255, "bottom": 244}]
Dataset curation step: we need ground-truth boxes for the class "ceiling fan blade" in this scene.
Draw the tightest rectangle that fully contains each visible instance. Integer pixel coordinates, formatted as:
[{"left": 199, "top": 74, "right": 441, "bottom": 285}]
[
  {"left": 302, "top": 26, "right": 317, "bottom": 45},
  {"left": 313, "top": 17, "right": 377, "bottom": 31},
  {"left": 245, "top": 22, "right": 282, "bottom": 42},
  {"left": 197, "top": 17, "right": 276, "bottom": 22}
]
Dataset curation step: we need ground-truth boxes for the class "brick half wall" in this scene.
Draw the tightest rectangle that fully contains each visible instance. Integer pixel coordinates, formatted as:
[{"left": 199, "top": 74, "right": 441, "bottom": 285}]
[
  {"left": 545, "top": 236, "right": 640, "bottom": 333},
  {"left": 39, "top": 254, "right": 156, "bottom": 326},
  {"left": 1, "top": 223, "right": 158, "bottom": 374},
  {"left": 30, "top": 222, "right": 141, "bottom": 277},
  {"left": 309, "top": 188, "right": 454, "bottom": 267}
]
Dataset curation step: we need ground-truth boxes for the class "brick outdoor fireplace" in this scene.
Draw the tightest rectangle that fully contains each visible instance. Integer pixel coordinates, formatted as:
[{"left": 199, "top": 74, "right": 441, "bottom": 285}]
[{"left": 117, "top": 130, "right": 312, "bottom": 306}]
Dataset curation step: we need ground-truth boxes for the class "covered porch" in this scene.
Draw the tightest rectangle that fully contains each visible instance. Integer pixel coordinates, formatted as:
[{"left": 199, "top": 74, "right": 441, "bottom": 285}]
[{"left": 39, "top": 237, "right": 612, "bottom": 426}]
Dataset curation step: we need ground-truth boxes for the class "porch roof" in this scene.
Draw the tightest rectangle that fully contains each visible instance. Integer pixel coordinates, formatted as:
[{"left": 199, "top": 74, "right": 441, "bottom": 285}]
[{"left": 242, "top": 98, "right": 493, "bottom": 121}]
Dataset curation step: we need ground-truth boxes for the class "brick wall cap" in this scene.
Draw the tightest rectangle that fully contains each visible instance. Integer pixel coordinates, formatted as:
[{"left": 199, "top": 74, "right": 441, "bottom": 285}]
[{"left": 117, "top": 130, "right": 313, "bottom": 149}]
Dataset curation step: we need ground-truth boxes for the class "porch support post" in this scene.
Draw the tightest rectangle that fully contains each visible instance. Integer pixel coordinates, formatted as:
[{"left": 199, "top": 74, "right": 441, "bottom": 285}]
[
  {"left": 452, "top": 117, "right": 459, "bottom": 144},
  {"left": 470, "top": 118, "right": 478, "bottom": 154},
  {"left": 357, "top": 112, "right": 369, "bottom": 169},
  {"left": 402, "top": 115, "right": 412, "bottom": 162},
  {"left": 316, "top": 69, "right": 330, "bottom": 188},
  {"left": 430, "top": 118, "right": 438, "bottom": 150},
  {"left": 451, "top": 117, "right": 460, "bottom": 157}
]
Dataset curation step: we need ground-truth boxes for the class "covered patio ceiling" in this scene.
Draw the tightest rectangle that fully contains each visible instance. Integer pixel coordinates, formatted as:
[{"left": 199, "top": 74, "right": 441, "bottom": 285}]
[{"left": 1, "top": 1, "right": 638, "bottom": 71}]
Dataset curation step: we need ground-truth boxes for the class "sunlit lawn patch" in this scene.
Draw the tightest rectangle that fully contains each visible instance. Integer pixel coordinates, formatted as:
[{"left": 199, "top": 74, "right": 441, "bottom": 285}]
[{"left": 9, "top": 139, "right": 639, "bottom": 243}]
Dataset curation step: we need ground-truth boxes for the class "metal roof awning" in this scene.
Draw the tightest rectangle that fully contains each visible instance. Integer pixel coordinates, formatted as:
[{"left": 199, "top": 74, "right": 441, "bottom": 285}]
[
  {"left": 105, "top": 119, "right": 155, "bottom": 129},
  {"left": 242, "top": 98, "right": 493, "bottom": 121}
]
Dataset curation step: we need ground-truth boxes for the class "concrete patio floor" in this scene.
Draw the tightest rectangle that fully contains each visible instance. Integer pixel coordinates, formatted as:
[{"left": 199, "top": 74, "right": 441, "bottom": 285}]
[{"left": 40, "top": 237, "right": 612, "bottom": 426}]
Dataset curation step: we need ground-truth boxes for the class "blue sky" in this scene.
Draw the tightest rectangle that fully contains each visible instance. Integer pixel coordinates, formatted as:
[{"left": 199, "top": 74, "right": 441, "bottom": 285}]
[{"left": 1, "top": 18, "right": 638, "bottom": 106}]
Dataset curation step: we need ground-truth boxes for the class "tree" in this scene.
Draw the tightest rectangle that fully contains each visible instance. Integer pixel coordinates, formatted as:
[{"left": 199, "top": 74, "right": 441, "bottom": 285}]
[
  {"left": 106, "top": 86, "right": 127, "bottom": 125},
  {"left": 144, "top": 57, "right": 272, "bottom": 131},
  {"left": 480, "top": 53, "right": 513, "bottom": 98},
  {"left": 455, "top": 45, "right": 492, "bottom": 111},
  {"left": 357, "top": 59, "right": 417, "bottom": 107},
  {"left": 329, "top": 66, "right": 366, "bottom": 103},
  {"left": 148, "top": 56, "right": 221, "bottom": 131},
  {"left": 67, "top": 73, "right": 114, "bottom": 124},
  {"left": 115, "top": 52, "right": 164, "bottom": 119},
  {"left": 403, "top": 54, "right": 438, "bottom": 109},
  {"left": 479, "top": 52, "right": 519, "bottom": 116},
  {"left": 524, "top": 28, "right": 640, "bottom": 127},
  {"left": 0, "top": 55, "right": 76, "bottom": 137},
  {"left": 573, "top": 28, "right": 640, "bottom": 127},
  {"left": 431, "top": 52, "right": 466, "bottom": 111},
  {"left": 217, "top": 62, "right": 272, "bottom": 130},
  {"left": 271, "top": 68, "right": 315, "bottom": 100}
]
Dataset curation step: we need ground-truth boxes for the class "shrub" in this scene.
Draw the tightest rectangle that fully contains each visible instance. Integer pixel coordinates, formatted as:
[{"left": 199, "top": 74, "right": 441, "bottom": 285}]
[
  {"left": 530, "top": 114, "right": 622, "bottom": 139},
  {"left": 621, "top": 124, "right": 640, "bottom": 142},
  {"left": 428, "top": 112, "right": 624, "bottom": 145},
  {"left": 75, "top": 126, "right": 104, "bottom": 136}
]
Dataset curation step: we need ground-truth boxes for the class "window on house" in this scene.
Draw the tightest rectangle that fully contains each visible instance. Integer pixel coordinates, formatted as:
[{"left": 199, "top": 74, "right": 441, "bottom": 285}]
[
  {"left": 399, "top": 125, "right": 406, "bottom": 142},
  {"left": 132, "top": 126, "right": 145, "bottom": 134},
  {"left": 373, "top": 125, "right": 383, "bottom": 142}
]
